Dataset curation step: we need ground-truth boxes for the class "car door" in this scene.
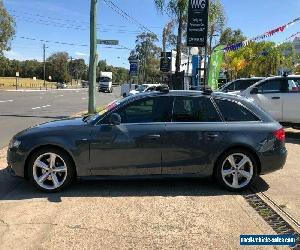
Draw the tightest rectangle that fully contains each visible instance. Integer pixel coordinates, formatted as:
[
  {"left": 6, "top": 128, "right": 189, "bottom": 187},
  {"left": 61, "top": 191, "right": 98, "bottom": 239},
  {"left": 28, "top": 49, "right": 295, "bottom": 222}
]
[
  {"left": 250, "top": 79, "right": 285, "bottom": 122},
  {"left": 281, "top": 78, "right": 300, "bottom": 123},
  {"left": 89, "top": 96, "right": 171, "bottom": 176},
  {"left": 162, "top": 95, "right": 226, "bottom": 176}
]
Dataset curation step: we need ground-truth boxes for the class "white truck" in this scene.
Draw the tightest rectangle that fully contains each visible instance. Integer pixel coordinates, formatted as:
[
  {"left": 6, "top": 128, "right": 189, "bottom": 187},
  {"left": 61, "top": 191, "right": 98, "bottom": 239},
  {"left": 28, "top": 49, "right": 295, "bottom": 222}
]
[
  {"left": 241, "top": 75, "right": 300, "bottom": 128},
  {"left": 98, "top": 72, "right": 113, "bottom": 93}
]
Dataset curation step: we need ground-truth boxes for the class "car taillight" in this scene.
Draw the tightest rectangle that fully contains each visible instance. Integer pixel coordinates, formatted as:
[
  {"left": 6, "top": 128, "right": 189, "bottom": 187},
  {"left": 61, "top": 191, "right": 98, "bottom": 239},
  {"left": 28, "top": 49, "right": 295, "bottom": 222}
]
[{"left": 273, "top": 128, "right": 285, "bottom": 142}]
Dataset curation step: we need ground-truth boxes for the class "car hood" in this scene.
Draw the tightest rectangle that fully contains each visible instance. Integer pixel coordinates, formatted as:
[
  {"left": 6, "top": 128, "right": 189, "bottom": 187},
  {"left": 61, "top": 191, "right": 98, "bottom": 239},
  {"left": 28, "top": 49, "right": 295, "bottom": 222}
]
[
  {"left": 14, "top": 117, "right": 86, "bottom": 138},
  {"left": 35, "top": 117, "right": 85, "bottom": 129}
]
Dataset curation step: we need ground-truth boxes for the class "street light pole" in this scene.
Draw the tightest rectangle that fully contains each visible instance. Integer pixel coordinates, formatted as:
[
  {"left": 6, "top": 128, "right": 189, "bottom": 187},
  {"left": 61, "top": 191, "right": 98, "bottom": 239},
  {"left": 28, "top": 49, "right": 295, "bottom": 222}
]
[{"left": 88, "top": 0, "right": 97, "bottom": 114}]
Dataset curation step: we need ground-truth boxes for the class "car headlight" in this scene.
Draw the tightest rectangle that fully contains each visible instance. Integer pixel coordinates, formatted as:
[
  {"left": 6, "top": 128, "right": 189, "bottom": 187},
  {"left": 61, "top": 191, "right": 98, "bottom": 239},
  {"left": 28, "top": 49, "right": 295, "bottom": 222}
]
[{"left": 9, "top": 139, "right": 21, "bottom": 149}]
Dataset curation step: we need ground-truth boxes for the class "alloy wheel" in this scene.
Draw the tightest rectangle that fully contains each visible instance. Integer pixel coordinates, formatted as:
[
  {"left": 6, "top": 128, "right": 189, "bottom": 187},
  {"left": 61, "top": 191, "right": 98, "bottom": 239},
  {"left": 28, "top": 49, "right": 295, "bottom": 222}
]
[
  {"left": 33, "top": 152, "right": 68, "bottom": 190},
  {"left": 221, "top": 153, "right": 254, "bottom": 189}
]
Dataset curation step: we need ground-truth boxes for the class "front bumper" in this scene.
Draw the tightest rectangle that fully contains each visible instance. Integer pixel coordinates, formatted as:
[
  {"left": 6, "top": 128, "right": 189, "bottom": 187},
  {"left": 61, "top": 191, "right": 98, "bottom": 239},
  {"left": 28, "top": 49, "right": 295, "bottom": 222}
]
[
  {"left": 7, "top": 148, "right": 26, "bottom": 178},
  {"left": 98, "top": 85, "right": 110, "bottom": 91},
  {"left": 259, "top": 146, "right": 287, "bottom": 175}
]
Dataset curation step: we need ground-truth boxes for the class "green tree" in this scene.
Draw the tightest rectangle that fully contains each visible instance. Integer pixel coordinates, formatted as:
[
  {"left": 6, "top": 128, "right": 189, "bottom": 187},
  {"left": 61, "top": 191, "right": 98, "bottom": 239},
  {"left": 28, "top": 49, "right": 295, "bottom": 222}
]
[
  {"left": 69, "top": 59, "right": 87, "bottom": 81},
  {"left": 135, "top": 32, "right": 161, "bottom": 83},
  {"left": 47, "top": 52, "right": 71, "bottom": 82},
  {"left": 0, "top": 1, "right": 15, "bottom": 55},
  {"left": 219, "top": 28, "right": 246, "bottom": 46},
  {"left": 208, "top": 0, "right": 226, "bottom": 53}
]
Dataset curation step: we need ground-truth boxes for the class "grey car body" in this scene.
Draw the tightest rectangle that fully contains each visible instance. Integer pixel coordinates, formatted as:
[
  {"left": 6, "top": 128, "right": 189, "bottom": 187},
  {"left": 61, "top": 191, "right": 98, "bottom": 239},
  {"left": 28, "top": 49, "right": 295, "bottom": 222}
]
[{"left": 7, "top": 91, "right": 287, "bottom": 191}]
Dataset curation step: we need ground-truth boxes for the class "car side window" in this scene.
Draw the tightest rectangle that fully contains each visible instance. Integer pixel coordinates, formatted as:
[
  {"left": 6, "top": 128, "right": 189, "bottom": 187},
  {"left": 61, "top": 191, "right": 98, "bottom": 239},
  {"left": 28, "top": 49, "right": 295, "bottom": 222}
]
[
  {"left": 115, "top": 97, "right": 170, "bottom": 124},
  {"left": 214, "top": 99, "right": 260, "bottom": 122},
  {"left": 172, "top": 96, "right": 221, "bottom": 122},
  {"left": 288, "top": 79, "right": 300, "bottom": 92},
  {"left": 257, "top": 79, "right": 286, "bottom": 94}
]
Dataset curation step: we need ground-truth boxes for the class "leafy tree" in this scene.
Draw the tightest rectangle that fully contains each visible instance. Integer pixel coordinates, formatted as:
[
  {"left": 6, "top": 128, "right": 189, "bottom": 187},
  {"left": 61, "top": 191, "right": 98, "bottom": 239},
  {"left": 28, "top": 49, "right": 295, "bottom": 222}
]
[
  {"left": 0, "top": 1, "right": 15, "bottom": 54},
  {"left": 69, "top": 59, "right": 87, "bottom": 81},
  {"left": 134, "top": 32, "right": 161, "bottom": 83},
  {"left": 208, "top": 0, "right": 226, "bottom": 53},
  {"left": 223, "top": 41, "right": 289, "bottom": 80},
  {"left": 47, "top": 52, "right": 71, "bottom": 82},
  {"left": 219, "top": 28, "right": 246, "bottom": 46}
]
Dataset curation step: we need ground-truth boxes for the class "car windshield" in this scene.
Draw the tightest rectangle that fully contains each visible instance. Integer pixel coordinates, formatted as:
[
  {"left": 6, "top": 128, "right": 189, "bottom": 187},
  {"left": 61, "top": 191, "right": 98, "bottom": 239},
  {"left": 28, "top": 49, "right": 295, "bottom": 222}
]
[
  {"left": 100, "top": 77, "right": 111, "bottom": 82},
  {"left": 135, "top": 85, "right": 147, "bottom": 92}
]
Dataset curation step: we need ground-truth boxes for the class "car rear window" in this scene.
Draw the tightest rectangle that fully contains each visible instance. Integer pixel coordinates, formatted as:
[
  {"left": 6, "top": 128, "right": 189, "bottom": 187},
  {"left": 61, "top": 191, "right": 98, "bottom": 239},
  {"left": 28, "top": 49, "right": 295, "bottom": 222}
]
[
  {"left": 214, "top": 99, "right": 260, "bottom": 122},
  {"left": 172, "top": 96, "right": 221, "bottom": 122}
]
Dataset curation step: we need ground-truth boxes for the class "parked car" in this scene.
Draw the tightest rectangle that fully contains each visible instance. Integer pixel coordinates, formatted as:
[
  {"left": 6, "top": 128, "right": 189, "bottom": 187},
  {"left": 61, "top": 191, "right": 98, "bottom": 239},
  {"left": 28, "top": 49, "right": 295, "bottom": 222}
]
[
  {"left": 7, "top": 89, "right": 287, "bottom": 192},
  {"left": 128, "top": 84, "right": 162, "bottom": 96},
  {"left": 120, "top": 83, "right": 138, "bottom": 97},
  {"left": 56, "top": 82, "right": 67, "bottom": 89},
  {"left": 241, "top": 75, "right": 300, "bottom": 128},
  {"left": 220, "top": 77, "right": 265, "bottom": 93}
]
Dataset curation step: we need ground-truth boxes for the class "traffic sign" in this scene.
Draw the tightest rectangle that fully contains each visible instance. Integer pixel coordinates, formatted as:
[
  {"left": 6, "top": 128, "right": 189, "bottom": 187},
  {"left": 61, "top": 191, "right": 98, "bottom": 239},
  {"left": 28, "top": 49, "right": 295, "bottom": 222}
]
[
  {"left": 187, "top": 0, "right": 209, "bottom": 47},
  {"left": 97, "top": 39, "right": 119, "bottom": 46},
  {"left": 130, "top": 61, "right": 138, "bottom": 77},
  {"left": 160, "top": 57, "right": 171, "bottom": 73}
]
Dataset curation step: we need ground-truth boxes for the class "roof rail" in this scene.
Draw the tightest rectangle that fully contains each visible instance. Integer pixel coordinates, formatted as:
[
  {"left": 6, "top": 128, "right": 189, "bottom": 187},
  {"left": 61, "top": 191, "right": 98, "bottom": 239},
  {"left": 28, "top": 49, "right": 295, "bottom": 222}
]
[
  {"left": 156, "top": 84, "right": 169, "bottom": 93},
  {"left": 202, "top": 87, "right": 213, "bottom": 95}
]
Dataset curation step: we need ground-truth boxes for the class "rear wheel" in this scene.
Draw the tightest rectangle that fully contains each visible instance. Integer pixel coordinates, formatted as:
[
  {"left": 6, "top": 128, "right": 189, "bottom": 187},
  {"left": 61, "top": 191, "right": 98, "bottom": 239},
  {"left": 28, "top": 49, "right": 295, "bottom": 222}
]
[
  {"left": 28, "top": 147, "right": 75, "bottom": 192},
  {"left": 215, "top": 149, "right": 257, "bottom": 191}
]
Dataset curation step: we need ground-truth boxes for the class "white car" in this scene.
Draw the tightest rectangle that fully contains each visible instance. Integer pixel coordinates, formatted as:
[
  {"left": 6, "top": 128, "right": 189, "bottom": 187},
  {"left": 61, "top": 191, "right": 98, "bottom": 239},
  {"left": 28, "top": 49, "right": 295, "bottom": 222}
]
[
  {"left": 128, "top": 84, "right": 162, "bottom": 96},
  {"left": 241, "top": 76, "right": 300, "bottom": 127}
]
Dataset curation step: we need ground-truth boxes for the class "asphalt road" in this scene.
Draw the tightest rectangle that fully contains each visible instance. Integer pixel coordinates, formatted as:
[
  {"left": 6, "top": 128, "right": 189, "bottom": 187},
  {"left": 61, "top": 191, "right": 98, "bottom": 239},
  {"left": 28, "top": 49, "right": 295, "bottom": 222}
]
[{"left": 0, "top": 87, "right": 121, "bottom": 148}]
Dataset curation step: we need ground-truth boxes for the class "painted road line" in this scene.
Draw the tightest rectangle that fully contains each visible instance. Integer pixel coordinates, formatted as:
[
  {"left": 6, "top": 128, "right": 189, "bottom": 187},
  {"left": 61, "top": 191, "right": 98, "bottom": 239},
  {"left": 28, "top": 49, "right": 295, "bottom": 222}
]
[
  {"left": 32, "top": 104, "right": 51, "bottom": 110},
  {"left": 81, "top": 97, "right": 87, "bottom": 100},
  {"left": 0, "top": 100, "right": 14, "bottom": 103}
]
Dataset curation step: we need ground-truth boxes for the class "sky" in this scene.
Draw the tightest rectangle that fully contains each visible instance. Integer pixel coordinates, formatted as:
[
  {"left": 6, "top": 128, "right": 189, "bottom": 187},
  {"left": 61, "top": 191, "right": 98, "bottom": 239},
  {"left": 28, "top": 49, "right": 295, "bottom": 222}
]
[{"left": 3, "top": 0, "right": 300, "bottom": 69}]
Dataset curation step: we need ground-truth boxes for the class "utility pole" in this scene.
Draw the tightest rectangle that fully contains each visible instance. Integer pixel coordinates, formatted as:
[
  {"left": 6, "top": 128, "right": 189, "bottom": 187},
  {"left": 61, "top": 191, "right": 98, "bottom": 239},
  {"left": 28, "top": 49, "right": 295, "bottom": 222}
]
[
  {"left": 88, "top": 0, "right": 97, "bottom": 114},
  {"left": 69, "top": 56, "right": 73, "bottom": 86},
  {"left": 43, "top": 44, "right": 46, "bottom": 90}
]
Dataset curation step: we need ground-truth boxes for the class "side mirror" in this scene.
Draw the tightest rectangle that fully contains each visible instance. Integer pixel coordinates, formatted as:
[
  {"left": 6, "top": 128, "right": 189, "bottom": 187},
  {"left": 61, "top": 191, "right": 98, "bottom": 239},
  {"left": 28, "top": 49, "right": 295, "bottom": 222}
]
[
  {"left": 250, "top": 87, "right": 259, "bottom": 95},
  {"left": 110, "top": 113, "right": 121, "bottom": 125}
]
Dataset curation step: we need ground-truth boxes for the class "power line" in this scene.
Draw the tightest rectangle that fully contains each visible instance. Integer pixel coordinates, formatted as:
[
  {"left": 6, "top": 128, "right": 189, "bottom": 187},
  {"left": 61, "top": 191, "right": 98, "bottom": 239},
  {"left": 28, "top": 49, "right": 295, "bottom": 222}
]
[
  {"left": 15, "top": 36, "right": 133, "bottom": 50},
  {"left": 102, "top": 0, "right": 159, "bottom": 38},
  {"left": 12, "top": 14, "right": 164, "bottom": 37},
  {"left": 9, "top": 9, "right": 164, "bottom": 30}
]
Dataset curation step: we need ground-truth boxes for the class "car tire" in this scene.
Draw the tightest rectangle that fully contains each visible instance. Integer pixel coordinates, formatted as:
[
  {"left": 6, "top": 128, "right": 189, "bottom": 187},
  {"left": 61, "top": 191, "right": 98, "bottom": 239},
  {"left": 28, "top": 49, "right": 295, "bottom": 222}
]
[
  {"left": 215, "top": 148, "right": 258, "bottom": 192},
  {"left": 28, "top": 147, "right": 75, "bottom": 193}
]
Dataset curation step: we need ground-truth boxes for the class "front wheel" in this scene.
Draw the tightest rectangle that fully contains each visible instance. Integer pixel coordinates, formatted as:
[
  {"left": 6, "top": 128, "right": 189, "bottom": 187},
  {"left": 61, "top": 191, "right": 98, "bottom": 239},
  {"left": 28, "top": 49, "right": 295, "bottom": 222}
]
[
  {"left": 215, "top": 149, "right": 258, "bottom": 191},
  {"left": 28, "top": 147, "right": 75, "bottom": 192}
]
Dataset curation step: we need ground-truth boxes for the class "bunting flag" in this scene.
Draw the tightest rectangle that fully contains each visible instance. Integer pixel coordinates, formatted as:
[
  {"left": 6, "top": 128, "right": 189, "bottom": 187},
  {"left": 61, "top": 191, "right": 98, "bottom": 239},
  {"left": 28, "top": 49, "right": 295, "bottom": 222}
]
[{"left": 224, "top": 17, "right": 300, "bottom": 52}]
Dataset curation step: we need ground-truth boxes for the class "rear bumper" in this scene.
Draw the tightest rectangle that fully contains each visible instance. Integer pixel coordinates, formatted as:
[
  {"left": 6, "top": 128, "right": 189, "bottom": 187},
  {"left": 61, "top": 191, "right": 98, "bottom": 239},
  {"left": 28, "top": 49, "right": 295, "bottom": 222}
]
[{"left": 259, "top": 147, "right": 287, "bottom": 175}]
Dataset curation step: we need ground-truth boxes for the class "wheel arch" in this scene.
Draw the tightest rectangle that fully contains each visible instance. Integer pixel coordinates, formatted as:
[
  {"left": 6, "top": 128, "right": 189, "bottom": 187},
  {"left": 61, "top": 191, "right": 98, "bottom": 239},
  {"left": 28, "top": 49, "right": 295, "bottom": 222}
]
[
  {"left": 213, "top": 144, "right": 261, "bottom": 176},
  {"left": 24, "top": 144, "right": 77, "bottom": 179}
]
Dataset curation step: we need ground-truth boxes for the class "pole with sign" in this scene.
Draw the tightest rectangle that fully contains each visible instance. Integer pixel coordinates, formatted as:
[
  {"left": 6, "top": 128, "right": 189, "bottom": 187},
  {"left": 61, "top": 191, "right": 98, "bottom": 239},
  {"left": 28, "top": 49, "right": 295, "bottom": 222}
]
[
  {"left": 187, "top": 0, "right": 209, "bottom": 89},
  {"left": 97, "top": 40, "right": 119, "bottom": 46},
  {"left": 15, "top": 72, "right": 19, "bottom": 90}
]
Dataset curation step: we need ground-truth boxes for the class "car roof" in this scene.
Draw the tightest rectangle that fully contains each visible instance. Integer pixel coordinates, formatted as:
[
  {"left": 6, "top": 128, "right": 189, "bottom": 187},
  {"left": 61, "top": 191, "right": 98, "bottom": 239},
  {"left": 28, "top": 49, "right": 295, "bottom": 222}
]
[
  {"left": 127, "top": 90, "right": 247, "bottom": 103},
  {"left": 248, "top": 75, "right": 300, "bottom": 88}
]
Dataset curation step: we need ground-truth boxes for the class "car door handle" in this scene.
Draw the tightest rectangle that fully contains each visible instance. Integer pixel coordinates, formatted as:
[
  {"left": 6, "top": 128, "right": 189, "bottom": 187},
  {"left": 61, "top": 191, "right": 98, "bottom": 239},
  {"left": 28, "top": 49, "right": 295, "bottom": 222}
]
[
  {"left": 207, "top": 133, "right": 219, "bottom": 139},
  {"left": 147, "top": 134, "right": 161, "bottom": 140},
  {"left": 272, "top": 97, "right": 280, "bottom": 100}
]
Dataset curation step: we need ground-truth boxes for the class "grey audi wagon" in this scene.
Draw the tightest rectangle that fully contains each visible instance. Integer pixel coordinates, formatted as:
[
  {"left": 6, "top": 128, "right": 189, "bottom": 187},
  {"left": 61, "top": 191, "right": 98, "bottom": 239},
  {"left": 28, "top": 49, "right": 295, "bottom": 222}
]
[{"left": 7, "top": 89, "right": 287, "bottom": 192}]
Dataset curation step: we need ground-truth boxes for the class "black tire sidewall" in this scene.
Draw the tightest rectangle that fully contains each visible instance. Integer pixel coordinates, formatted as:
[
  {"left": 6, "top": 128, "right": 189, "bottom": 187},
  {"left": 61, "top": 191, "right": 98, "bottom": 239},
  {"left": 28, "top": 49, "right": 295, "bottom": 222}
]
[
  {"left": 216, "top": 148, "right": 258, "bottom": 192},
  {"left": 28, "top": 147, "right": 75, "bottom": 192}
]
